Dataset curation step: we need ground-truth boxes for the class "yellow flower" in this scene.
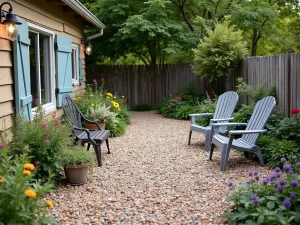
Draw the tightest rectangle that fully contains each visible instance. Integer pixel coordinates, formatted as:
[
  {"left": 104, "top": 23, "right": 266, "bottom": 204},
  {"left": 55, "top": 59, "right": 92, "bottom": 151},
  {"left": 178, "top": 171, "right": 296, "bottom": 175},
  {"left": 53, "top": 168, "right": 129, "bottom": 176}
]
[
  {"left": 90, "top": 94, "right": 93, "bottom": 97},
  {"left": 46, "top": 200, "right": 54, "bottom": 208},
  {"left": 106, "top": 92, "right": 113, "bottom": 97},
  {"left": 24, "top": 189, "right": 36, "bottom": 198},
  {"left": 24, "top": 163, "right": 35, "bottom": 171},
  {"left": 0, "top": 178, "right": 5, "bottom": 184},
  {"left": 122, "top": 96, "right": 124, "bottom": 98},
  {"left": 106, "top": 96, "right": 110, "bottom": 99},
  {"left": 118, "top": 108, "right": 121, "bottom": 111},
  {"left": 113, "top": 96, "right": 116, "bottom": 98},
  {"left": 23, "top": 170, "right": 31, "bottom": 176}
]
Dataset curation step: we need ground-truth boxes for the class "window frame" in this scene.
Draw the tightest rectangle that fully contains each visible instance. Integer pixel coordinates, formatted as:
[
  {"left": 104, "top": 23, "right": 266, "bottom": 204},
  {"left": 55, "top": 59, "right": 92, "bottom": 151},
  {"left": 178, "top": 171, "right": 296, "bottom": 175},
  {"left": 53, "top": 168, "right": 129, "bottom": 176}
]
[
  {"left": 71, "top": 44, "right": 79, "bottom": 86},
  {"left": 28, "top": 23, "right": 56, "bottom": 115}
]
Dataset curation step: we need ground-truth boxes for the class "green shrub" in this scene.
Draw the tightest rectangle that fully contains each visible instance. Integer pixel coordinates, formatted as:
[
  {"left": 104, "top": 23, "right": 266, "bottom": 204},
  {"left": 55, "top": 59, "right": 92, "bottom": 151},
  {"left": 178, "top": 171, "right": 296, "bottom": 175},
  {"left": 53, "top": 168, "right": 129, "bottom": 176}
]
[
  {"left": 223, "top": 158, "right": 300, "bottom": 225},
  {"left": 233, "top": 104, "right": 254, "bottom": 123},
  {"left": 10, "top": 103, "right": 73, "bottom": 184},
  {"left": 133, "top": 104, "right": 152, "bottom": 111},
  {"left": 257, "top": 135, "right": 300, "bottom": 168},
  {"left": 192, "top": 20, "right": 248, "bottom": 82},
  {"left": 174, "top": 105, "right": 202, "bottom": 120},
  {"left": 195, "top": 99, "right": 217, "bottom": 126},
  {"left": 0, "top": 147, "right": 57, "bottom": 224},
  {"left": 106, "top": 119, "right": 127, "bottom": 137},
  {"left": 236, "top": 77, "right": 276, "bottom": 102}
]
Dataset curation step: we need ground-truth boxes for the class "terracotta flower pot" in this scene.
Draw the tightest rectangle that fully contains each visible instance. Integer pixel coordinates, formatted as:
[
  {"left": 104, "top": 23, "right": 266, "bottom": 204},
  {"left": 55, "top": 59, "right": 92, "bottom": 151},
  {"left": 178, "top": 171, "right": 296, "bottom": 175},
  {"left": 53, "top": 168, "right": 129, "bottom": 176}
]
[
  {"left": 85, "top": 122, "right": 106, "bottom": 130},
  {"left": 64, "top": 162, "right": 90, "bottom": 185}
]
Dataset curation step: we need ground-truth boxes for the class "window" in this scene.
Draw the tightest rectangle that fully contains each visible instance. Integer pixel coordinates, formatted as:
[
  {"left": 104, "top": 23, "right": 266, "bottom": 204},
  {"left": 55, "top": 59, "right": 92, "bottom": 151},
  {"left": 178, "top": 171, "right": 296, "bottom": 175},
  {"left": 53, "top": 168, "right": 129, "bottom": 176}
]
[
  {"left": 71, "top": 44, "right": 79, "bottom": 85},
  {"left": 28, "top": 24, "right": 55, "bottom": 113}
]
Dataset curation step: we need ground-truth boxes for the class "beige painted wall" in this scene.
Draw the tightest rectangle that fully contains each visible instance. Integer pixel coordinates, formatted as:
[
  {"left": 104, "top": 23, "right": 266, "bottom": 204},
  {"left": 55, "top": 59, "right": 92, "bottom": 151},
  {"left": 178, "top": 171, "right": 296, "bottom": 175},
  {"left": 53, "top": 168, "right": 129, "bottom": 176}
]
[{"left": 0, "top": 0, "right": 88, "bottom": 130}]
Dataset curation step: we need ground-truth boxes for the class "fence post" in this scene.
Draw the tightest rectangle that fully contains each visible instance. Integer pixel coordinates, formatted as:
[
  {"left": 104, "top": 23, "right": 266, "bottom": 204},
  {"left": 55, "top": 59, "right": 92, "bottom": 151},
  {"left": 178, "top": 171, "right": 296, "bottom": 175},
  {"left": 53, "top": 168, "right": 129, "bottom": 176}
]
[{"left": 286, "top": 50, "right": 295, "bottom": 118}]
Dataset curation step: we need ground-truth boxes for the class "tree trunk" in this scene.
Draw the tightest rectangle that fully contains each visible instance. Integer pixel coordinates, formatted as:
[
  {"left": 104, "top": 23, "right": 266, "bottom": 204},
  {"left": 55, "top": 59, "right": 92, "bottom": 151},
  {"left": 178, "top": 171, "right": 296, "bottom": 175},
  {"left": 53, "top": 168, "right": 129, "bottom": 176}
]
[
  {"left": 251, "top": 29, "right": 258, "bottom": 56},
  {"left": 179, "top": 6, "right": 194, "bottom": 32}
]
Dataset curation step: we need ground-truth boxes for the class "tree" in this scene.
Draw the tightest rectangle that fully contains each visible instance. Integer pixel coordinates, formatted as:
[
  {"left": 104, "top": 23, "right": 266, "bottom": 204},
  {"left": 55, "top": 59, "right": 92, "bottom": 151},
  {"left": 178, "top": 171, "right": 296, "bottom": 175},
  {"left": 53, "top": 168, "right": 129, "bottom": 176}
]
[{"left": 192, "top": 20, "right": 247, "bottom": 82}]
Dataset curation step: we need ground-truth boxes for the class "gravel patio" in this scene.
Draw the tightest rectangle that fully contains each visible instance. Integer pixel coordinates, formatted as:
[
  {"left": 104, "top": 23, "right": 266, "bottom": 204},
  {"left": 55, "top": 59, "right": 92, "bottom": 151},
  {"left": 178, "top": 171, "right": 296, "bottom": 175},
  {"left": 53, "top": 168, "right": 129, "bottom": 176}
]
[{"left": 48, "top": 111, "right": 272, "bottom": 225}]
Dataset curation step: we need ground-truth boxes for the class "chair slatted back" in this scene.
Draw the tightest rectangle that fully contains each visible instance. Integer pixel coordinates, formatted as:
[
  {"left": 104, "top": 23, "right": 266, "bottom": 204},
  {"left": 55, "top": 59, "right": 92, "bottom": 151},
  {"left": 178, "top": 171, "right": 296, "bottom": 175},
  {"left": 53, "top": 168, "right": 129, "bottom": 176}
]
[
  {"left": 213, "top": 91, "right": 239, "bottom": 133},
  {"left": 241, "top": 96, "right": 276, "bottom": 144},
  {"left": 62, "top": 95, "right": 83, "bottom": 128}
]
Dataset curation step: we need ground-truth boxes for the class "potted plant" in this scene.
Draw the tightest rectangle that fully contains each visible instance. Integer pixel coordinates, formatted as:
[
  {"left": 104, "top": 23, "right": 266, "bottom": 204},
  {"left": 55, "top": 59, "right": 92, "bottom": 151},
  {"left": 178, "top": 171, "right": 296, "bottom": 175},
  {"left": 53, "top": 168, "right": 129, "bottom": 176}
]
[
  {"left": 85, "top": 103, "right": 118, "bottom": 130},
  {"left": 60, "top": 146, "right": 95, "bottom": 185}
]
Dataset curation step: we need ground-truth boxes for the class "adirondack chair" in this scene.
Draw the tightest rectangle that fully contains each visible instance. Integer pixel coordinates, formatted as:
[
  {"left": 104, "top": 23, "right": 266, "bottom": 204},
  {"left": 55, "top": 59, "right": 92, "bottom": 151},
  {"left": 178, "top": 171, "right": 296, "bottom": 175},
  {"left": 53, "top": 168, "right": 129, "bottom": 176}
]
[
  {"left": 209, "top": 96, "right": 276, "bottom": 171},
  {"left": 62, "top": 94, "right": 110, "bottom": 167},
  {"left": 188, "top": 91, "right": 238, "bottom": 152}
]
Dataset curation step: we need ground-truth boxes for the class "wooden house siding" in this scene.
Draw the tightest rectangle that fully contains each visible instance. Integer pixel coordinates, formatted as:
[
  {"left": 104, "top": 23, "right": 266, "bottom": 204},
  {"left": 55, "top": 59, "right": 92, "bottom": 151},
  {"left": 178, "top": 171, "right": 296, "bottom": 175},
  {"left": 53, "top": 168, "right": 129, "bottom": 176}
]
[{"left": 0, "top": 0, "right": 88, "bottom": 130}]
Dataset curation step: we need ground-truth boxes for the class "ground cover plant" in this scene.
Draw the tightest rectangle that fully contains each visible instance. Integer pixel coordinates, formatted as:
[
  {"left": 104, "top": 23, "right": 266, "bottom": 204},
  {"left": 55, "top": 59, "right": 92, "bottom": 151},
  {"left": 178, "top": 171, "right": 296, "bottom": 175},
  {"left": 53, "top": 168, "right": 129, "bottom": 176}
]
[
  {"left": 223, "top": 157, "right": 300, "bottom": 225},
  {"left": 74, "top": 80, "right": 131, "bottom": 137}
]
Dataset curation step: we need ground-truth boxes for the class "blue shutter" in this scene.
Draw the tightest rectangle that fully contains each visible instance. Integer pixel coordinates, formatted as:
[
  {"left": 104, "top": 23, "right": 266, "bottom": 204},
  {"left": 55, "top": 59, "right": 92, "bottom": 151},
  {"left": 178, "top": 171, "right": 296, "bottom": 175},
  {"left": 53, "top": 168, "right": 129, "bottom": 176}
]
[
  {"left": 13, "top": 17, "right": 32, "bottom": 120},
  {"left": 55, "top": 34, "right": 72, "bottom": 107},
  {"left": 78, "top": 44, "right": 83, "bottom": 85}
]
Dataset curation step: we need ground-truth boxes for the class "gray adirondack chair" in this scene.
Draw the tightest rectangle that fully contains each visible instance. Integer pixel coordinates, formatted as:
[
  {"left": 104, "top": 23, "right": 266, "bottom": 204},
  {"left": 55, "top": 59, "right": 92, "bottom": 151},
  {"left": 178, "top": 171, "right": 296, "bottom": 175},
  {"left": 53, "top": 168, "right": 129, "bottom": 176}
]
[
  {"left": 62, "top": 94, "right": 110, "bottom": 167},
  {"left": 209, "top": 96, "right": 276, "bottom": 171},
  {"left": 188, "top": 91, "right": 238, "bottom": 152}
]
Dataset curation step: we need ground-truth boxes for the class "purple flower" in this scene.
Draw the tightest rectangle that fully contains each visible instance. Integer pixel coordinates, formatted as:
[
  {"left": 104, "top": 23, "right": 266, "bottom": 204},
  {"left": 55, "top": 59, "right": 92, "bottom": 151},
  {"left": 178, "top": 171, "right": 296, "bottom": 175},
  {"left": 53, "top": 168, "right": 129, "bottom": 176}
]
[
  {"left": 296, "top": 162, "right": 300, "bottom": 168},
  {"left": 291, "top": 180, "right": 299, "bottom": 187},
  {"left": 279, "top": 179, "right": 285, "bottom": 186},
  {"left": 284, "top": 164, "right": 292, "bottom": 173},
  {"left": 251, "top": 194, "right": 259, "bottom": 204},
  {"left": 292, "top": 155, "right": 297, "bottom": 160},
  {"left": 248, "top": 171, "right": 253, "bottom": 176},
  {"left": 35, "top": 161, "right": 40, "bottom": 166},
  {"left": 275, "top": 167, "right": 281, "bottom": 173},
  {"left": 277, "top": 187, "right": 283, "bottom": 193},
  {"left": 255, "top": 175, "right": 260, "bottom": 181},
  {"left": 206, "top": 91, "right": 211, "bottom": 101},
  {"left": 44, "top": 131, "right": 49, "bottom": 137},
  {"left": 254, "top": 170, "right": 258, "bottom": 176},
  {"left": 251, "top": 178, "right": 256, "bottom": 183},
  {"left": 228, "top": 181, "right": 232, "bottom": 187},
  {"left": 41, "top": 123, "right": 47, "bottom": 128},
  {"left": 44, "top": 140, "right": 49, "bottom": 144},
  {"left": 270, "top": 173, "right": 277, "bottom": 181},
  {"left": 93, "top": 79, "right": 97, "bottom": 84},
  {"left": 276, "top": 173, "right": 281, "bottom": 178},
  {"left": 262, "top": 178, "right": 269, "bottom": 185},
  {"left": 274, "top": 182, "right": 279, "bottom": 188},
  {"left": 290, "top": 193, "right": 296, "bottom": 199},
  {"left": 283, "top": 199, "right": 291, "bottom": 208},
  {"left": 281, "top": 157, "right": 286, "bottom": 163},
  {"left": 246, "top": 180, "right": 251, "bottom": 184}
]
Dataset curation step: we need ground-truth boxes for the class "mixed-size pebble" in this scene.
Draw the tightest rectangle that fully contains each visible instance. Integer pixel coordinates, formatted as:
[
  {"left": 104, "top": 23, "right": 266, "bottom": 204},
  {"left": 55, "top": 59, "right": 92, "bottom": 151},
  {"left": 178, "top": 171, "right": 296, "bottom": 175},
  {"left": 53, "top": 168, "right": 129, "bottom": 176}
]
[{"left": 47, "top": 111, "right": 272, "bottom": 224}]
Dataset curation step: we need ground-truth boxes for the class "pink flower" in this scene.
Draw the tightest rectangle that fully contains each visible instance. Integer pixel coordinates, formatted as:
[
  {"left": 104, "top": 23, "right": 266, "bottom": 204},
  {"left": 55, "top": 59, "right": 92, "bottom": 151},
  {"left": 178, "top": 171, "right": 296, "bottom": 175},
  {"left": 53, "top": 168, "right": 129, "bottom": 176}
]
[
  {"left": 0, "top": 143, "right": 3, "bottom": 149},
  {"left": 54, "top": 119, "right": 60, "bottom": 126},
  {"left": 44, "top": 131, "right": 49, "bottom": 137},
  {"left": 93, "top": 79, "right": 97, "bottom": 84},
  {"left": 35, "top": 161, "right": 40, "bottom": 166},
  {"left": 52, "top": 111, "right": 56, "bottom": 118},
  {"left": 44, "top": 140, "right": 49, "bottom": 144},
  {"left": 35, "top": 99, "right": 40, "bottom": 105},
  {"left": 41, "top": 123, "right": 47, "bottom": 128}
]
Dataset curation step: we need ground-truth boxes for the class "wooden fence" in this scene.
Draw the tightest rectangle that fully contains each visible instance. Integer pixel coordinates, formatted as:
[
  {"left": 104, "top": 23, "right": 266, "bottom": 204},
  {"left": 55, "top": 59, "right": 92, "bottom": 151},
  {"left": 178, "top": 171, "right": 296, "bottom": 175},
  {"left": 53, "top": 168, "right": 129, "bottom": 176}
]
[
  {"left": 86, "top": 64, "right": 237, "bottom": 108},
  {"left": 86, "top": 51, "right": 300, "bottom": 115},
  {"left": 242, "top": 51, "right": 300, "bottom": 116}
]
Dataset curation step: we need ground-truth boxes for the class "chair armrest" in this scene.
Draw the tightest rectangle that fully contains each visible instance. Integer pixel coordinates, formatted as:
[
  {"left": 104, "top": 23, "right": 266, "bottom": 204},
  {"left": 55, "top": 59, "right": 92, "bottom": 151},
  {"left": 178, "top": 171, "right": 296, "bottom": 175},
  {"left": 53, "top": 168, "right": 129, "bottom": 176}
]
[
  {"left": 189, "top": 113, "right": 214, "bottom": 117},
  {"left": 210, "top": 118, "right": 234, "bottom": 122},
  {"left": 229, "top": 130, "right": 266, "bottom": 136},
  {"left": 190, "top": 113, "right": 214, "bottom": 124},
  {"left": 73, "top": 126, "right": 91, "bottom": 140},
  {"left": 211, "top": 122, "right": 248, "bottom": 127}
]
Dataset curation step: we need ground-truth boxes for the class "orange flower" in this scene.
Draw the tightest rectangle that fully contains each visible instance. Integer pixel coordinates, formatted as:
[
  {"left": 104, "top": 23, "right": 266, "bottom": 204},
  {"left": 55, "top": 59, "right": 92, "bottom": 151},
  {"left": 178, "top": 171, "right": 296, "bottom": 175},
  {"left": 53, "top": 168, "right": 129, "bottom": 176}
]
[
  {"left": 24, "top": 189, "right": 36, "bottom": 198},
  {"left": 46, "top": 200, "right": 54, "bottom": 208},
  {"left": 24, "top": 163, "right": 35, "bottom": 171},
  {"left": 23, "top": 170, "right": 31, "bottom": 175},
  {"left": 0, "top": 178, "right": 5, "bottom": 184}
]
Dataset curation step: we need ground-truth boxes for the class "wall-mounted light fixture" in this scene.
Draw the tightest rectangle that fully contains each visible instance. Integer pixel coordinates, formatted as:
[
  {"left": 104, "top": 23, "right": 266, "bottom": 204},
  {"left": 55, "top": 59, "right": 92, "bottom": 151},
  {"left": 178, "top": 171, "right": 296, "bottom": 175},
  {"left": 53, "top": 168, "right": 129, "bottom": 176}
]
[
  {"left": 85, "top": 40, "right": 92, "bottom": 55},
  {"left": 0, "top": 2, "right": 21, "bottom": 41}
]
